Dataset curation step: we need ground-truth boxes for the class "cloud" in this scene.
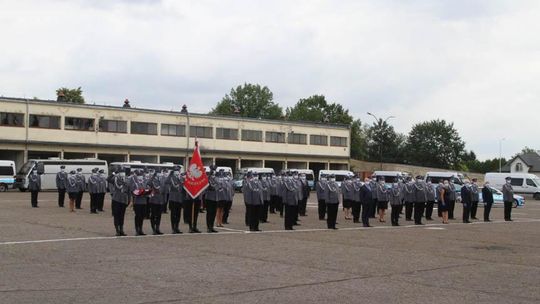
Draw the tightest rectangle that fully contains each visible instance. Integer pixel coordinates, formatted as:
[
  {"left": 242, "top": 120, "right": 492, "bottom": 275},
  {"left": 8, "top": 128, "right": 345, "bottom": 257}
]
[{"left": 1, "top": 0, "right": 539, "bottom": 160}]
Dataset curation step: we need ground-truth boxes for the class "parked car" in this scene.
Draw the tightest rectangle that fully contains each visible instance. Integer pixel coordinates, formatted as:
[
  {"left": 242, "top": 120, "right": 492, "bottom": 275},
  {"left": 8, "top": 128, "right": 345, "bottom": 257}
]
[{"left": 479, "top": 186, "right": 525, "bottom": 208}]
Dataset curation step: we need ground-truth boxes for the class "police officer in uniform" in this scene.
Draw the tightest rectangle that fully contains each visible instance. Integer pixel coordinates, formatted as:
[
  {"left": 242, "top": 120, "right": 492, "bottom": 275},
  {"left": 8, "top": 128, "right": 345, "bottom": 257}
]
[
  {"left": 97, "top": 169, "right": 107, "bottom": 212},
  {"left": 502, "top": 177, "right": 514, "bottom": 221},
  {"left": 282, "top": 172, "right": 298, "bottom": 230},
  {"left": 482, "top": 181, "right": 494, "bottom": 222},
  {"left": 470, "top": 178, "right": 480, "bottom": 220},
  {"left": 351, "top": 175, "right": 362, "bottom": 223},
  {"left": 216, "top": 169, "right": 228, "bottom": 227},
  {"left": 448, "top": 178, "right": 457, "bottom": 220},
  {"left": 111, "top": 169, "right": 129, "bottom": 236},
  {"left": 316, "top": 174, "right": 328, "bottom": 220},
  {"left": 389, "top": 179, "right": 403, "bottom": 226},
  {"left": 66, "top": 170, "right": 79, "bottom": 212},
  {"left": 403, "top": 177, "right": 415, "bottom": 221},
  {"left": 28, "top": 168, "right": 41, "bottom": 208},
  {"left": 75, "top": 168, "right": 85, "bottom": 209},
  {"left": 425, "top": 179, "right": 436, "bottom": 221},
  {"left": 360, "top": 177, "right": 373, "bottom": 227},
  {"left": 130, "top": 170, "right": 149, "bottom": 235},
  {"left": 376, "top": 177, "right": 389, "bottom": 223},
  {"left": 204, "top": 166, "right": 219, "bottom": 233},
  {"left": 260, "top": 174, "right": 271, "bottom": 223},
  {"left": 149, "top": 172, "right": 165, "bottom": 235},
  {"left": 184, "top": 189, "right": 202, "bottom": 233},
  {"left": 292, "top": 171, "right": 302, "bottom": 224},
  {"left": 88, "top": 168, "right": 100, "bottom": 214},
  {"left": 245, "top": 171, "right": 263, "bottom": 231},
  {"left": 56, "top": 165, "right": 67, "bottom": 207},
  {"left": 277, "top": 173, "right": 285, "bottom": 218},
  {"left": 223, "top": 171, "right": 234, "bottom": 225},
  {"left": 161, "top": 168, "right": 170, "bottom": 214},
  {"left": 167, "top": 166, "right": 184, "bottom": 234},
  {"left": 269, "top": 174, "right": 278, "bottom": 214},
  {"left": 326, "top": 174, "right": 340, "bottom": 229},
  {"left": 369, "top": 177, "right": 378, "bottom": 218},
  {"left": 413, "top": 176, "right": 427, "bottom": 225},
  {"left": 299, "top": 173, "right": 310, "bottom": 217},
  {"left": 461, "top": 179, "right": 472, "bottom": 223}
]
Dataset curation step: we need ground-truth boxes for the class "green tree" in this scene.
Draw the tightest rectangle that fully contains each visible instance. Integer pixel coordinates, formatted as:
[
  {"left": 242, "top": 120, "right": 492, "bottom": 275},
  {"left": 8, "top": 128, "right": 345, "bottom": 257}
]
[
  {"left": 211, "top": 83, "right": 282, "bottom": 119},
  {"left": 405, "top": 119, "right": 466, "bottom": 169},
  {"left": 366, "top": 119, "right": 405, "bottom": 164},
  {"left": 56, "top": 87, "right": 85, "bottom": 104},
  {"left": 286, "top": 95, "right": 366, "bottom": 159}
]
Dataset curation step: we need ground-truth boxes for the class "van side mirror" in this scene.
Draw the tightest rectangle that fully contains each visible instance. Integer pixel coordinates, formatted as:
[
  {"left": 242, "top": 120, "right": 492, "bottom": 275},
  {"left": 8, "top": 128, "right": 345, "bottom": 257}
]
[{"left": 36, "top": 163, "right": 45, "bottom": 175}]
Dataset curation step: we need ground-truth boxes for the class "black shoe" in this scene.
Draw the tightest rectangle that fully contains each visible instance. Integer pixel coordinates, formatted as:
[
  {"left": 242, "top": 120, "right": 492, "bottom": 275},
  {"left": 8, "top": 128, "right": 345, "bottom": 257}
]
[
  {"left": 353, "top": 220, "right": 359, "bottom": 223},
  {"left": 91, "top": 211, "right": 98, "bottom": 214},
  {"left": 415, "top": 222, "right": 424, "bottom": 225},
  {"left": 76, "top": 207, "right": 82, "bottom": 209},
  {"left": 426, "top": 218, "right": 433, "bottom": 221},
  {"left": 98, "top": 209, "right": 104, "bottom": 212},
  {"left": 406, "top": 218, "right": 412, "bottom": 221},
  {"left": 472, "top": 217, "right": 478, "bottom": 220},
  {"left": 484, "top": 219, "right": 491, "bottom": 222},
  {"left": 285, "top": 227, "right": 294, "bottom": 230},
  {"left": 223, "top": 221, "right": 229, "bottom": 224},
  {"left": 363, "top": 224, "right": 371, "bottom": 227},
  {"left": 463, "top": 220, "right": 471, "bottom": 223},
  {"left": 59, "top": 205, "right": 64, "bottom": 208},
  {"left": 190, "top": 228, "right": 201, "bottom": 233},
  {"left": 505, "top": 219, "right": 513, "bottom": 222},
  {"left": 208, "top": 228, "right": 218, "bottom": 233}
]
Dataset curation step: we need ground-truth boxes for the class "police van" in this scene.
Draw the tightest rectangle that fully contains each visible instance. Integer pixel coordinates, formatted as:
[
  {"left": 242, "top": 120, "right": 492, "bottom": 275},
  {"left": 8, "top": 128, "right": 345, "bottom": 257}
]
[
  {"left": 372, "top": 171, "right": 407, "bottom": 187},
  {"left": 283, "top": 169, "right": 315, "bottom": 190},
  {"left": 485, "top": 172, "right": 540, "bottom": 200},
  {"left": 110, "top": 161, "right": 182, "bottom": 175},
  {"left": 0, "top": 160, "right": 16, "bottom": 191},
  {"left": 234, "top": 167, "right": 275, "bottom": 191},
  {"left": 14, "top": 158, "right": 108, "bottom": 191}
]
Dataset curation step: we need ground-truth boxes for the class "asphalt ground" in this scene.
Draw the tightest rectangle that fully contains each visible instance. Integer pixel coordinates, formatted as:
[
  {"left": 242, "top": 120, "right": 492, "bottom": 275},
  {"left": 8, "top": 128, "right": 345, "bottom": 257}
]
[{"left": 1, "top": 191, "right": 539, "bottom": 304}]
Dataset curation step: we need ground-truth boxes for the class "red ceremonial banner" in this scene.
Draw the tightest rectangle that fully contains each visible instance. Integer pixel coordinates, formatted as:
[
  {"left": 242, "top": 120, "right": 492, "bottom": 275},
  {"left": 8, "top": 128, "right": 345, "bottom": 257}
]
[{"left": 183, "top": 141, "right": 209, "bottom": 199}]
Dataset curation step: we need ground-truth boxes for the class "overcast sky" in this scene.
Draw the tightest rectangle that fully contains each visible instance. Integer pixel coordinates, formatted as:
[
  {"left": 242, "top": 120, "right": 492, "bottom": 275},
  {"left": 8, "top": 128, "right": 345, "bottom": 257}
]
[{"left": 1, "top": 0, "right": 539, "bottom": 160}]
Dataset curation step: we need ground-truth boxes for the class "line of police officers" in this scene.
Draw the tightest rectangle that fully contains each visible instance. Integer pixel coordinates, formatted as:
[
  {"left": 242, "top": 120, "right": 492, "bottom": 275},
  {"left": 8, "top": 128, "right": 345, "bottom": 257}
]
[{"left": 28, "top": 167, "right": 515, "bottom": 236}]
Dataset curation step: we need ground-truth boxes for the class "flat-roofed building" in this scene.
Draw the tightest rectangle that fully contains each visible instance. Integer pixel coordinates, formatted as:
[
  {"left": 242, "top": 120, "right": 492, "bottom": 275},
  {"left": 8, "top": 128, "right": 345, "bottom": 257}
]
[{"left": 0, "top": 97, "right": 350, "bottom": 174}]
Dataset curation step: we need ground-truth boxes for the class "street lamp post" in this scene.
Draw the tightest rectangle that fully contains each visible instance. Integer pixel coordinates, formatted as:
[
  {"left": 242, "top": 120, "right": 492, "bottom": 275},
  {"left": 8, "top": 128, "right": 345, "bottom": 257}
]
[
  {"left": 499, "top": 138, "right": 505, "bottom": 172},
  {"left": 367, "top": 112, "right": 395, "bottom": 170},
  {"left": 181, "top": 105, "right": 190, "bottom": 170}
]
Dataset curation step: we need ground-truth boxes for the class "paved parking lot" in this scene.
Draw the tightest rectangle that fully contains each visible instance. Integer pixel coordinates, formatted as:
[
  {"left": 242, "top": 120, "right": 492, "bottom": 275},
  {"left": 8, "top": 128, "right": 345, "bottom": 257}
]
[{"left": 1, "top": 191, "right": 539, "bottom": 304}]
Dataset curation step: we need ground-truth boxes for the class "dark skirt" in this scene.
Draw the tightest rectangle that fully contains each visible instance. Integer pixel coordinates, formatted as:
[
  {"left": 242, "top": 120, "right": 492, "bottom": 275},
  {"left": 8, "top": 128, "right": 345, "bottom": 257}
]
[
  {"left": 377, "top": 201, "right": 388, "bottom": 210},
  {"left": 217, "top": 200, "right": 227, "bottom": 208},
  {"left": 438, "top": 202, "right": 449, "bottom": 212},
  {"left": 343, "top": 199, "right": 352, "bottom": 208},
  {"left": 68, "top": 192, "right": 78, "bottom": 200}
]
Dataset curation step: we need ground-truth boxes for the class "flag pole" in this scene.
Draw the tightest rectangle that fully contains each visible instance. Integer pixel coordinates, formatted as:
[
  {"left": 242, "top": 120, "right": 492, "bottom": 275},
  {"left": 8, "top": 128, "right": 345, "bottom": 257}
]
[{"left": 191, "top": 140, "right": 197, "bottom": 229}]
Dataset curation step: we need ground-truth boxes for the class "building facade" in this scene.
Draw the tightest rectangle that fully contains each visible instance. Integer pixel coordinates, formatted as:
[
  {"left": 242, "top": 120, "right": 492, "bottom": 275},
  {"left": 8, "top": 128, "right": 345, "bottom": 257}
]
[
  {"left": 501, "top": 152, "right": 540, "bottom": 175},
  {"left": 0, "top": 97, "right": 350, "bottom": 174}
]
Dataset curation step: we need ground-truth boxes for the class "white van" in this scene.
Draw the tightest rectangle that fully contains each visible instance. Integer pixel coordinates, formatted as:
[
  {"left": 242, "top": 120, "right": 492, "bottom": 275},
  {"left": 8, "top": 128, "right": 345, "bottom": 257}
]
[
  {"left": 318, "top": 170, "right": 354, "bottom": 187},
  {"left": 372, "top": 171, "right": 407, "bottom": 183},
  {"left": 234, "top": 167, "right": 275, "bottom": 191},
  {"left": 204, "top": 166, "right": 233, "bottom": 174},
  {"left": 424, "top": 172, "right": 464, "bottom": 185},
  {"left": 485, "top": 172, "right": 540, "bottom": 200},
  {"left": 0, "top": 160, "right": 16, "bottom": 191},
  {"left": 15, "top": 158, "right": 108, "bottom": 191},
  {"left": 111, "top": 162, "right": 183, "bottom": 175}
]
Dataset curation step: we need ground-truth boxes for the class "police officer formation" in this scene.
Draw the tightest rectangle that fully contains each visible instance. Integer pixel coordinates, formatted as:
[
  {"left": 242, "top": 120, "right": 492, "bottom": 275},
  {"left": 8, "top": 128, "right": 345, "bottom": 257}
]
[{"left": 27, "top": 167, "right": 516, "bottom": 236}]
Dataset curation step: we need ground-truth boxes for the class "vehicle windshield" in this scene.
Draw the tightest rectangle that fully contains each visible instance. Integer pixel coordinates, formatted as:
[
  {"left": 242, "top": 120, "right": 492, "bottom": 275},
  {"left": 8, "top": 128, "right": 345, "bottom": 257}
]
[
  {"left": 335, "top": 174, "right": 349, "bottom": 182},
  {"left": 378, "top": 176, "right": 399, "bottom": 183},
  {"left": 17, "top": 161, "right": 35, "bottom": 175},
  {"left": 534, "top": 179, "right": 540, "bottom": 187},
  {"left": 305, "top": 174, "right": 314, "bottom": 181},
  {"left": 234, "top": 173, "right": 244, "bottom": 180}
]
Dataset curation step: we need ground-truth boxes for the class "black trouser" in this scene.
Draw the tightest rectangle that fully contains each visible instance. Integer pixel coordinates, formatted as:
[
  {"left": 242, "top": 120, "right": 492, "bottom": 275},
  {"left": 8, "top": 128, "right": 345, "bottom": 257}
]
[
  {"left": 58, "top": 188, "right": 65, "bottom": 207},
  {"left": 30, "top": 190, "right": 38, "bottom": 207},
  {"left": 223, "top": 200, "right": 232, "bottom": 223},
  {"left": 414, "top": 202, "right": 425, "bottom": 224},
  {"left": 90, "top": 193, "right": 99, "bottom": 213},
  {"left": 318, "top": 199, "right": 326, "bottom": 220},
  {"left": 284, "top": 204, "right": 295, "bottom": 229},
  {"left": 150, "top": 204, "right": 163, "bottom": 231},
  {"left": 205, "top": 200, "right": 217, "bottom": 229},
  {"left": 260, "top": 200, "right": 270, "bottom": 222},
  {"left": 504, "top": 201, "right": 513, "bottom": 220},
  {"left": 145, "top": 198, "right": 151, "bottom": 219},
  {"left": 98, "top": 193, "right": 105, "bottom": 211},
  {"left": 299, "top": 198, "right": 307, "bottom": 216},
  {"left": 134, "top": 204, "right": 146, "bottom": 232},
  {"left": 361, "top": 201, "right": 371, "bottom": 226},
  {"left": 470, "top": 201, "right": 479, "bottom": 219},
  {"left": 244, "top": 202, "right": 249, "bottom": 226},
  {"left": 270, "top": 195, "right": 278, "bottom": 213},
  {"left": 462, "top": 203, "right": 470, "bottom": 222},
  {"left": 247, "top": 204, "right": 261, "bottom": 231},
  {"left": 425, "top": 201, "right": 434, "bottom": 219},
  {"left": 391, "top": 205, "right": 402, "bottom": 225},
  {"left": 184, "top": 200, "right": 201, "bottom": 229},
  {"left": 326, "top": 203, "right": 338, "bottom": 229},
  {"left": 162, "top": 193, "right": 169, "bottom": 213},
  {"left": 370, "top": 199, "right": 378, "bottom": 217},
  {"left": 294, "top": 204, "right": 299, "bottom": 224},
  {"left": 169, "top": 200, "right": 182, "bottom": 229},
  {"left": 278, "top": 197, "right": 284, "bottom": 216},
  {"left": 351, "top": 200, "right": 361, "bottom": 222},
  {"left": 448, "top": 200, "right": 456, "bottom": 219},
  {"left": 112, "top": 200, "right": 127, "bottom": 228},
  {"left": 484, "top": 202, "right": 492, "bottom": 221},
  {"left": 76, "top": 191, "right": 83, "bottom": 209},
  {"left": 405, "top": 201, "right": 413, "bottom": 220}
]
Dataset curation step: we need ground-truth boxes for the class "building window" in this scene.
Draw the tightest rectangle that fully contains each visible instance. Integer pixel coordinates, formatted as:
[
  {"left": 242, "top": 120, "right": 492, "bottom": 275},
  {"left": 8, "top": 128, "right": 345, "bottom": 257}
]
[
  {"left": 99, "top": 119, "right": 127, "bottom": 133},
  {"left": 190, "top": 126, "right": 213, "bottom": 138},
  {"left": 216, "top": 128, "right": 238, "bottom": 140},
  {"left": 65, "top": 117, "right": 95, "bottom": 131},
  {"left": 242, "top": 129, "right": 263, "bottom": 142},
  {"left": 0, "top": 112, "right": 24, "bottom": 127},
  {"left": 131, "top": 121, "right": 157, "bottom": 135},
  {"left": 161, "top": 124, "right": 185, "bottom": 137},
  {"left": 29, "top": 115, "right": 60, "bottom": 129},
  {"left": 265, "top": 131, "right": 285, "bottom": 143},
  {"left": 288, "top": 132, "right": 307, "bottom": 145},
  {"left": 515, "top": 162, "right": 523, "bottom": 172},
  {"left": 310, "top": 135, "right": 328, "bottom": 146},
  {"left": 330, "top": 136, "right": 347, "bottom": 147}
]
